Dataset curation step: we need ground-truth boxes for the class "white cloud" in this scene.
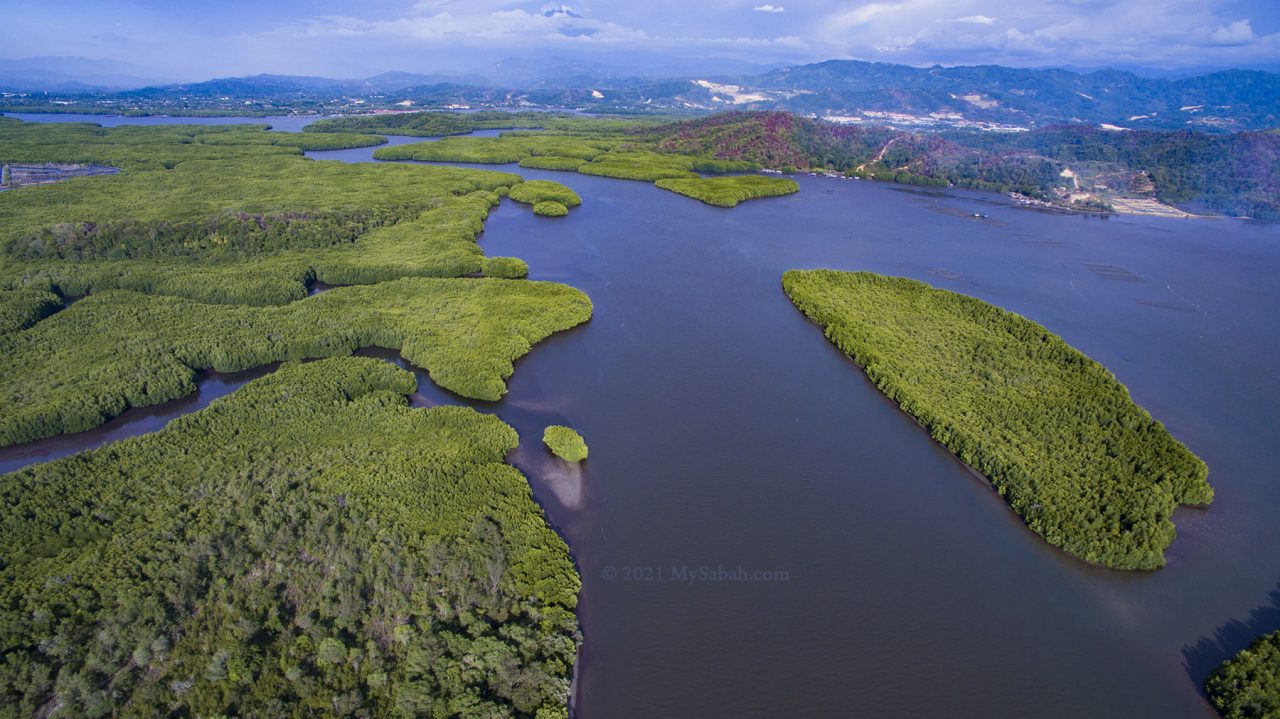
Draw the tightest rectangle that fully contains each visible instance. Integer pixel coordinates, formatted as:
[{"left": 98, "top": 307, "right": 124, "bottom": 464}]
[
  {"left": 814, "top": 0, "right": 1280, "bottom": 68},
  {"left": 255, "top": 4, "right": 811, "bottom": 68},
  {"left": 205, "top": 0, "right": 1280, "bottom": 75},
  {"left": 1208, "top": 19, "right": 1254, "bottom": 45},
  {"left": 269, "top": 9, "right": 650, "bottom": 45},
  {"left": 829, "top": 2, "right": 901, "bottom": 30},
  {"left": 541, "top": 4, "right": 583, "bottom": 18}
]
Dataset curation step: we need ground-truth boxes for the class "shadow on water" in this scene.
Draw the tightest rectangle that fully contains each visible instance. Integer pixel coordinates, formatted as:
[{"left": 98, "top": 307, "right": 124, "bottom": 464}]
[{"left": 1182, "top": 580, "right": 1280, "bottom": 690}]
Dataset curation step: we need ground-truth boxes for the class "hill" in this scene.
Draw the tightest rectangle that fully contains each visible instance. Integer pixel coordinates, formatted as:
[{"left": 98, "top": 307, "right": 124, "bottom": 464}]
[{"left": 644, "top": 111, "right": 1280, "bottom": 218}]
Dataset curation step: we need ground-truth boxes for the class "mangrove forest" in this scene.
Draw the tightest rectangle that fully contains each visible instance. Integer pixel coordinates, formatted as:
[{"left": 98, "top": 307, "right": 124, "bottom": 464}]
[{"left": 782, "top": 269, "right": 1212, "bottom": 570}]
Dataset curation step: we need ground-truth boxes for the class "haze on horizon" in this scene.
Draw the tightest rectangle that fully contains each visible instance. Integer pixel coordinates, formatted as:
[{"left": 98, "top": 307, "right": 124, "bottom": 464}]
[{"left": 3, "top": 0, "right": 1279, "bottom": 82}]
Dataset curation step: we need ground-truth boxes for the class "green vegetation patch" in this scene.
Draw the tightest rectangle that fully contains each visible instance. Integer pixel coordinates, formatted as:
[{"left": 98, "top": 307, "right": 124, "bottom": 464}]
[
  {"left": 0, "top": 277, "right": 592, "bottom": 445},
  {"left": 0, "top": 288, "right": 62, "bottom": 333},
  {"left": 0, "top": 155, "right": 516, "bottom": 262},
  {"left": 0, "top": 119, "right": 538, "bottom": 306},
  {"left": 3, "top": 190, "right": 514, "bottom": 306},
  {"left": 576, "top": 150, "right": 698, "bottom": 181},
  {"left": 544, "top": 425, "right": 589, "bottom": 462},
  {"left": 1207, "top": 630, "right": 1280, "bottom": 719},
  {"left": 509, "top": 180, "right": 582, "bottom": 209},
  {"left": 0, "top": 121, "right": 382, "bottom": 171},
  {"left": 355, "top": 117, "right": 799, "bottom": 207},
  {"left": 533, "top": 201, "right": 569, "bottom": 217},
  {"left": 654, "top": 175, "right": 799, "bottom": 207},
  {"left": 782, "top": 269, "right": 1211, "bottom": 570},
  {"left": 0, "top": 121, "right": 299, "bottom": 171},
  {"left": 0, "top": 357, "right": 580, "bottom": 718},
  {"left": 306, "top": 110, "right": 543, "bottom": 137},
  {"left": 519, "top": 155, "right": 589, "bottom": 171},
  {"left": 374, "top": 134, "right": 613, "bottom": 165},
  {"left": 306, "top": 110, "right": 655, "bottom": 138},
  {"left": 482, "top": 256, "right": 530, "bottom": 279},
  {"left": 192, "top": 129, "right": 386, "bottom": 151}
]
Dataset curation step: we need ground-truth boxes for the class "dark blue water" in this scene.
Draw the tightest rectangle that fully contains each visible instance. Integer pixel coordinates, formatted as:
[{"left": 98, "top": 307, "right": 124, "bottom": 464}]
[
  {"left": 5, "top": 114, "right": 1280, "bottom": 717},
  {"left": 308, "top": 141, "right": 1280, "bottom": 717},
  {"left": 442, "top": 170, "right": 1280, "bottom": 719}
]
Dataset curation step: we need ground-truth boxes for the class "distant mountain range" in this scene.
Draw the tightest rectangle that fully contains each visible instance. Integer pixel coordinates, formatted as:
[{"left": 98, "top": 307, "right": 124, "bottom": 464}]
[
  {"left": 0, "top": 57, "right": 165, "bottom": 91},
  {"left": 3, "top": 56, "right": 1277, "bottom": 133}
]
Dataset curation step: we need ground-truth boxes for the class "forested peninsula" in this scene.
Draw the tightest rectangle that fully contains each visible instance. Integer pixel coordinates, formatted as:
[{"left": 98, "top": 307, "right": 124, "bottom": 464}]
[
  {"left": 0, "top": 358, "right": 581, "bottom": 717},
  {"left": 364, "top": 122, "right": 798, "bottom": 207},
  {"left": 782, "top": 270, "right": 1212, "bottom": 570},
  {"left": 0, "top": 117, "right": 592, "bottom": 717}
]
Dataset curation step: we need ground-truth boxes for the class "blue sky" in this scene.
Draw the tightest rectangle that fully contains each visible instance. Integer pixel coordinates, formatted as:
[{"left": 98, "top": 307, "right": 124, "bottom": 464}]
[{"left": 4, "top": 0, "right": 1279, "bottom": 79}]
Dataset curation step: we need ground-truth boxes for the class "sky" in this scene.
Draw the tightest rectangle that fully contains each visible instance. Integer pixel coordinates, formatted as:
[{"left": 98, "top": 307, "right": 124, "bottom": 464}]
[{"left": 3, "top": 0, "right": 1279, "bottom": 80}]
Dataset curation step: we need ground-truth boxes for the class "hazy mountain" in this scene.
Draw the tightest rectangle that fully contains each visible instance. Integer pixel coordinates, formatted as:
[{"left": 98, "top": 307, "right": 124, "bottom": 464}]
[
  {"left": 0, "top": 56, "right": 163, "bottom": 90},
  {"left": 127, "top": 72, "right": 491, "bottom": 99},
  {"left": 6, "top": 56, "right": 1276, "bottom": 133},
  {"left": 360, "top": 71, "right": 490, "bottom": 93}
]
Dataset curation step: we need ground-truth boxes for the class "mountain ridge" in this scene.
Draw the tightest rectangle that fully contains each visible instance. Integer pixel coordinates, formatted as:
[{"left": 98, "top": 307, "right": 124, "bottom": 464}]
[{"left": 3, "top": 57, "right": 1277, "bottom": 133}]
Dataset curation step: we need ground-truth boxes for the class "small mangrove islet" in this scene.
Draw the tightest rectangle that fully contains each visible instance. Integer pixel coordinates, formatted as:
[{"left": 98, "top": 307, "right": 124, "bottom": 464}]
[
  {"left": 508, "top": 180, "right": 582, "bottom": 217},
  {"left": 544, "top": 425, "right": 589, "bottom": 462}
]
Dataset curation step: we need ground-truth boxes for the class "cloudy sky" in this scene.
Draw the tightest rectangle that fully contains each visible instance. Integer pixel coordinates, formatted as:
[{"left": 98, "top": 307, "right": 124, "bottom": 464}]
[{"left": 4, "top": 0, "right": 1279, "bottom": 79}]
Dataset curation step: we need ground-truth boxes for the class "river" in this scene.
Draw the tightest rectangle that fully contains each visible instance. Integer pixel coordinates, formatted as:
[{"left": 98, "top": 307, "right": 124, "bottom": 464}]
[{"left": 4, "top": 113, "right": 1280, "bottom": 717}]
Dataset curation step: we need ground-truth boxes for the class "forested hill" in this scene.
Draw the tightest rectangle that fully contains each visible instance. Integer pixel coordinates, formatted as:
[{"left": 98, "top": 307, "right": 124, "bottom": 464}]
[{"left": 645, "top": 112, "right": 1280, "bottom": 218}]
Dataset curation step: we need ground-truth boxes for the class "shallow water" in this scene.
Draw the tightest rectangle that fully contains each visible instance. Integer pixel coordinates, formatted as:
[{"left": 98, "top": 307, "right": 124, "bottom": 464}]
[{"left": 6, "top": 114, "right": 1280, "bottom": 717}]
